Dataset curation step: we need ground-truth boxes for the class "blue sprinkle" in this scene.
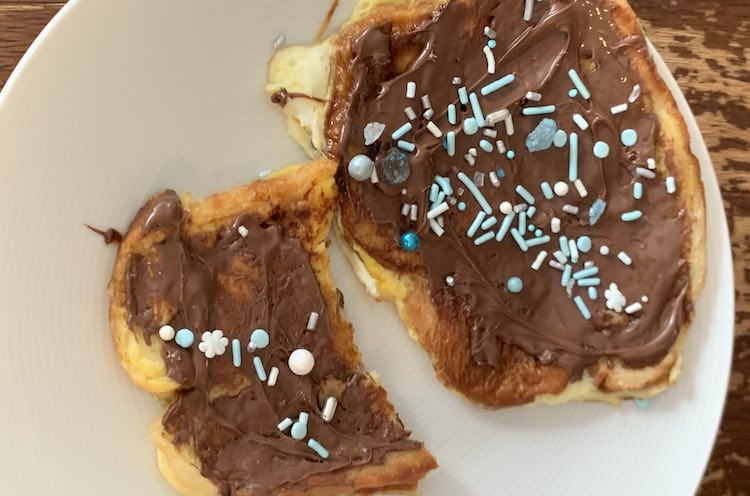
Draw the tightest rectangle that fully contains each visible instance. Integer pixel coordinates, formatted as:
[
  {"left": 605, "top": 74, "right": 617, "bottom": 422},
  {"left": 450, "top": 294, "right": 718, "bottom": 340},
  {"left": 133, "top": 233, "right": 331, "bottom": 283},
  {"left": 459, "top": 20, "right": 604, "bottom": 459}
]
[
  {"left": 633, "top": 182, "right": 643, "bottom": 199},
  {"left": 577, "top": 277, "right": 601, "bottom": 287},
  {"left": 496, "top": 167, "right": 506, "bottom": 178},
  {"left": 481, "top": 215, "right": 498, "bottom": 230},
  {"left": 588, "top": 287, "right": 598, "bottom": 300},
  {"left": 568, "top": 132, "right": 579, "bottom": 181},
  {"left": 467, "top": 211, "right": 487, "bottom": 237},
  {"left": 474, "top": 231, "right": 496, "bottom": 245},
  {"left": 469, "top": 92, "right": 485, "bottom": 124},
  {"left": 400, "top": 230, "right": 420, "bottom": 251},
  {"left": 391, "top": 122, "right": 413, "bottom": 140},
  {"left": 525, "top": 118, "right": 558, "bottom": 152},
  {"left": 573, "top": 295, "right": 592, "bottom": 319},
  {"left": 448, "top": 104, "right": 457, "bottom": 125},
  {"left": 518, "top": 210, "right": 527, "bottom": 233},
  {"left": 525, "top": 235, "right": 550, "bottom": 247},
  {"left": 527, "top": 206, "right": 536, "bottom": 218},
  {"left": 479, "top": 139, "right": 494, "bottom": 152},
  {"left": 506, "top": 150, "right": 516, "bottom": 159},
  {"left": 568, "top": 88, "right": 579, "bottom": 98},
  {"left": 251, "top": 329, "right": 270, "bottom": 348},
  {"left": 528, "top": 223, "right": 536, "bottom": 232},
  {"left": 535, "top": 229, "right": 543, "bottom": 237},
  {"left": 291, "top": 416, "right": 308, "bottom": 440},
  {"left": 495, "top": 212, "right": 515, "bottom": 241},
  {"left": 621, "top": 210, "right": 643, "bottom": 222},
  {"left": 429, "top": 184, "right": 438, "bottom": 203},
  {"left": 553, "top": 129, "right": 568, "bottom": 147},
  {"left": 561, "top": 264, "right": 572, "bottom": 286},
  {"left": 510, "top": 228, "right": 529, "bottom": 251},
  {"left": 458, "top": 86, "right": 469, "bottom": 105},
  {"left": 577, "top": 236, "right": 592, "bottom": 253},
  {"left": 573, "top": 266, "right": 599, "bottom": 280},
  {"left": 488, "top": 39, "right": 497, "bottom": 49},
  {"left": 232, "top": 339, "right": 241, "bottom": 367},
  {"left": 568, "top": 69, "right": 591, "bottom": 99},
  {"left": 175, "top": 328, "right": 194, "bottom": 348},
  {"left": 446, "top": 131, "right": 456, "bottom": 156},
  {"left": 515, "top": 185, "right": 536, "bottom": 205},
  {"left": 397, "top": 140, "right": 416, "bottom": 152},
  {"left": 507, "top": 276, "right": 523, "bottom": 293},
  {"left": 589, "top": 198, "right": 607, "bottom": 225},
  {"left": 621, "top": 128, "right": 638, "bottom": 146},
  {"left": 308, "top": 439, "right": 330, "bottom": 459},
  {"left": 541, "top": 181, "right": 554, "bottom": 199},
  {"left": 463, "top": 117, "right": 479, "bottom": 135},
  {"left": 559, "top": 235, "right": 571, "bottom": 257},
  {"left": 522, "top": 105, "right": 556, "bottom": 116},
  {"left": 480, "top": 73, "right": 516, "bottom": 96},
  {"left": 458, "top": 172, "right": 492, "bottom": 214},
  {"left": 635, "top": 398, "right": 653, "bottom": 410},
  {"left": 435, "top": 175, "right": 453, "bottom": 195},
  {"left": 458, "top": 201, "right": 467, "bottom": 211},
  {"left": 593, "top": 141, "right": 610, "bottom": 158},
  {"left": 253, "top": 356, "right": 267, "bottom": 382}
]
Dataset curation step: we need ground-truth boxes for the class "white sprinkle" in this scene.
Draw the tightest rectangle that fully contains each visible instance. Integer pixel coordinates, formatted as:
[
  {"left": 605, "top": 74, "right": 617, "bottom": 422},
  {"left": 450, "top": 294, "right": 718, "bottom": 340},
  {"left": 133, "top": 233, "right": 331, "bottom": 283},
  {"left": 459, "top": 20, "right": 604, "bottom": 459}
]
[
  {"left": 272, "top": 35, "right": 286, "bottom": 49},
  {"left": 464, "top": 154, "right": 476, "bottom": 166},
  {"left": 599, "top": 245, "right": 610, "bottom": 255},
  {"left": 562, "top": 204, "right": 579, "bottom": 215},
  {"left": 568, "top": 238, "right": 580, "bottom": 263},
  {"left": 278, "top": 418, "right": 293, "bottom": 431},
  {"left": 322, "top": 397, "right": 338, "bottom": 422},
  {"left": 526, "top": 91, "right": 542, "bottom": 101},
  {"left": 364, "top": 121, "right": 385, "bottom": 145},
  {"left": 483, "top": 128, "right": 498, "bottom": 138},
  {"left": 484, "top": 26, "right": 497, "bottom": 38},
  {"left": 401, "top": 203, "right": 410, "bottom": 216},
  {"left": 636, "top": 167, "right": 656, "bottom": 179},
  {"left": 553, "top": 181, "right": 569, "bottom": 196},
  {"left": 483, "top": 45, "right": 496, "bottom": 74},
  {"left": 551, "top": 217, "right": 561, "bottom": 233},
  {"left": 553, "top": 250, "right": 568, "bottom": 264},
  {"left": 452, "top": 76, "right": 462, "bottom": 85},
  {"left": 268, "top": 367, "right": 279, "bottom": 387},
  {"left": 423, "top": 108, "right": 434, "bottom": 119},
  {"left": 523, "top": 0, "right": 534, "bottom": 21},
  {"left": 410, "top": 204, "right": 418, "bottom": 221},
  {"left": 429, "top": 218, "right": 445, "bottom": 236},
  {"left": 370, "top": 167, "right": 379, "bottom": 183},
  {"left": 404, "top": 106, "right": 417, "bottom": 120},
  {"left": 406, "top": 81, "right": 416, "bottom": 99},
  {"left": 427, "top": 201, "right": 449, "bottom": 219},
  {"left": 496, "top": 140, "right": 506, "bottom": 154},
  {"left": 238, "top": 225, "right": 249, "bottom": 238},
  {"left": 486, "top": 108, "right": 510, "bottom": 125},
  {"left": 641, "top": 295, "right": 649, "bottom": 303},
  {"left": 574, "top": 179, "right": 588, "bottom": 198},
  {"left": 504, "top": 115, "right": 515, "bottom": 135},
  {"left": 513, "top": 203, "right": 528, "bottom": 213},
  {"left": 618, "top": 251, "right": 632, "bottom": 265},
  {"left": 611, "top": 103, "right": 628, "bottom": 114},
  {"left": 489, "top": 171, "right": 501, "bottom": 187},
  {"left": 647, "top": 157, "right": 656, "bottom": 169},
  {"left": 469, "top": 147, "right": 478, "bottom": 157},
  {"left": 532, "top": 250, "right": 548, "bottom": 270},
  {"left": 628, "top": 84, "right": 641, "bottom": 103},
  {"left": 421, "top": 94, "right": 432, "bottom": 110},
  {"left": 401, "top": 188, "right": 408, "bottom": 195},
  {"left": 625, "top": 302, "right": 643, "bottom": 314},
  {"left": 306, "top": 312, "right": 319, "bottom": 331},
  {"left": 258, "top": 169, "right": 271, "bottom": 178},
  {"left": 446, "top": 275, "right": 455, "bottom": 286},
  {"left": 438, "top": 216, "right": 444, "bottom": 228},
  {"left": 572, "top": 113, "right": 589, "bottom": 130},
  {"left": 666, "top": 176, "right": 677, "bottom": 194},
  {"left": 549, "top": 260, "right": 565, "bottom": 270},
  {"left": 499, "top": 201, "right": 513, "bottom": 214},
  {"left": 426, "top": 121, "right": 443, "bottom": 138},
  {"left": 584, "top": 260, "right": 595, "bottom": 268}
]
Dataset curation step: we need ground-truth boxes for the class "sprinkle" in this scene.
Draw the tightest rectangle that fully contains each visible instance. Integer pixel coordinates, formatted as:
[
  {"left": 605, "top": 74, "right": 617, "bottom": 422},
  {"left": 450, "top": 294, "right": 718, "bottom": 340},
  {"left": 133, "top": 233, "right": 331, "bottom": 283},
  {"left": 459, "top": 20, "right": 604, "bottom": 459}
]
[
  {"left": 469, "top": 147, "right": 478, "bottom": 157},
  {"left": 400, "top": 230, "right": 419, "bottom": 250},
  {"left": 577, "top": 236, "right": 592, "bottom": 253},
  {"left": 308, "top": 439, "right": 329, "bottom": 459},
  {"left": 452, "top": 76, "right": 462, "bottom": 85},
  {"left": 370, "top": 167, "right": 379, "bottom": 184},
  {"left": 159, "top": 325, "right": 176, "bottom": 341},
  {"left": 510, "top": 228, "right": 529, "bottom": 251},
  {"left": 464, "top": 154, "right": 476, "bottom": 166},
  {"left": 526, "top": 235, "right": 550, "bottom": 247},
  {"left": 551, "top": 217, "right": 561, "bottom": 233},
  {"left": 484, "top": 26, "right": 497, "bottom": 38},
  {"left": 496, "top": 167, "right": 506, "bottom": 179},
  {"left": 506, "top": 150, "right": 516, "bottom": 159},
  {"left": 611, "top": 103, "right": 629, "bottom": 115},
  {"left": 488, "top": 39, "right": 497, "bottom": 49},
  {"left": 574, "top": 179, "right": 588, "bottom": 198},
  {"left": 423, "top": 108, "right": 434, "bottom": 119},
  {"left": 486, "top": 108, "right": 510, "bottom": 125},
  {"left": 549, "top": 260, "right": 564, "bottom": 270},
  {"left": 522, "top": 105, "right": 556, "bottom": 116},
  {"left": 448, "top": 104, "right": 457, "bottom": 125},
  {"left": 553, "top": 250, "right": 568, "bottom": 264},
  {"left": 458, "top": 201, "right": 467, "bottom": 211},
  {"left": 463, "top": 117, "right": 480, "bottom": 135},
  {"left": 625, "top": 302, "right": 643, "bottom": 314},
  {"left": 505, "top": 114, "right": 515, "bottom": 135},
  {"left": 561, "top": 264, "right": 573, "bottom": 286},
  {"left": 599, "top": 245, "right": 610, "bottom": 255},
  {"left": 621, "top": 128, "right": 638, "bottom": 146},
  {"left": 458, "top": 172, "right": 492, "bottom": 214},
  {"left": 568, "top": 69, "right": 591, "bottom": 99},
  {"left": 526, "top": 91, "right": 542, "bottom": 101},
  {"left": 666, "top": 176, "right": 677, "bottom": 194},
  {"left": 474, "top": 231, "right": 496, "bottom": 245},
  {"left": 593, "top": 141, "right": 610, "bottom": 158},
  {"left": 446, "top": 275, "right": 455, "bottom": 286},
  {"left": 391, "top": 123, "right": 412, "bottom": 140},
  {"left": 435, "top": 176, "right": 453, "bottom": 195},
  {"left": 236, "top": 224, "right": 250, "bottom": 238},
  {"left": 489, "top": 171, "right": 501, "bottom": 187},
  {"left": 496, "top": 212, "right": 515, "bottom": 241},
  {"left": 621, "top": 210, "right": 643, "bottom": 222},
  {"left": 527, "top": 206, "right": 536, "bottom": 218},
  {"left": 589, "top": 198, "right": 607, "bottom": 225},
  {"left": 515, "top": 185, "right": 536, "bottom": 205},
  {"left": 499, "top": 201, "right": 513, "bottom": 214},
  {"left": 531, "top": 251, "right": 548, "bottom": 270},
  {"left": 253, "top": 356, "right": 267, "bottom": 382},
  {"left": 618, "top": 251, "right": 633, "bottom": 265},
  {"left": 288, "top": 348, "right": 315, "bottom": 376},
  {"left": 484, "top": 128, "right": 498, "bottom": 138},
  {"left": 523, "top": 0, "right": 534, "bottom": 20},
  {"left": 458, "top": 86, "right": 469, "bottom": 105},
  {"left": 421, "top": 94, "right": 432, "bottom": 110},
  {"left": 588, "top": 287, "right": 598, "bottom": 300},
  {"left": 483, "top": 45, "right": 496, "bottom": 74},
  {"left": 480, "top": 139, "right": 494, "bottom": 152},
  {"left": 473, "top": 172, "right": 486, "bottom": 188},
  {"left": 272, "top": 35, "right": 286, "bottom": 49},
  {"left": 294, "top": 415, "right": 309, "bottom": 439},
  {"left": 568, "top": 88, "right": 578, "bottom": 98},
  {"left": 553, "top": 129, "right": 568, "bottom": 147},
  {"left": 480, "top": 74, "right": 516, "bottom": 96},
  {"left": 642, "top": 295, "right": 649, "bottom": 303},
  {"left": 634, "top": 398, "right": 652, "bottom": 409},
  {"left": 577, "top": 277, "right": 601, "bottom": 287},
  {"left": 568, "top": 238, "right": 580, "bottom": 263},
  {"left": 562, "top": 204, "right": 579, "bottom": 215},
  {"left": 426, "top": 121, "right": 442, "bottom": 138},
  {"left": 278, "top": 418, "right": 293, "bottom": 431},
  {"left": 527, "top": 223, "right": 536, "bottom": 232},
  {"left": 397, "top": 140, "right": 416, "bottom": 153},
  {"left": 364, "top": 122, "right": 385, "bottom": 145},
  {"left": 584, "top": 261, "right": 595, "bottom": 268},
  {"left": 633, "top": 182, "right": 643, "bottom": 199},
  {"left": 526, "top": 118, "right": 558, "bottom": 152},
  {"left": 250, "top": 328, "right": 270, "bottom": 349},
  {"left": 258, "top": 169, "right": 271, "bottom": 178},
  {"left": 636, "top": 167, "right": 656, "bottom": 179},
  {"left": 429, "top": 218, "right": 444, "bottom": 236},
  {"left": 647, "top": 157, "right": 657, "bottom": 169},
  {"left": 404, "top": 106, "right": 417, "bottom": 120},
  {"left": 410, "top": 204, "right": 418, "bottom": 221},
  {"left": 560, "top": 236, "right": 571, "bottom": 257},
  {"left": 518, "top": 210, "right": 527, "bottom": 233},
  {"left": 574, "top": 296, "right": 592, "bottom": 319},
  {"left": 572, "top": 113, "right": 589, "bottom": 130},
  {"left": 481, "top": 215, "right": 498, "bottom": 230},
  {"left": 569, "top": 132, "right": 579, "bottom": 181},
  {"left": 507, "top": 276, "right": 524, "bottom": 293},
  {"left": 469, "top": 92, "right": 485, "bottom": 124},
  {"left": 628, "top": 84, "right": 641, "bottom": 103},
  {"left": 231, "top": 339, "right": 241, "bottom": 367},
  {"left": 406, "top": 82, "right": 417, "bottom": 98},
  {"left": 306, "top": 312, "right": 319, "bottom": 331},
  {"left": 322, "top": 397, "right": 338, "bottom": 422},
  {"left": 540, "top": 182, "right": 554, "bottom": 199},
  {"left": 467, "top": 211, "right": 487, "bottom": 237}
]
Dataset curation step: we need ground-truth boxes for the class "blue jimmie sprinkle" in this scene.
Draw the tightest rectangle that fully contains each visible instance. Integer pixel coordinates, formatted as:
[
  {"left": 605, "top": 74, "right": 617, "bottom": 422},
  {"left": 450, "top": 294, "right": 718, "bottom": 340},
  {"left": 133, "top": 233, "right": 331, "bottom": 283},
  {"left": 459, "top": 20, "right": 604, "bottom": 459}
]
[
  {"left": 527, "top": 206, "right": 536, "bottom": 218},
  {"left": 435, "top": 175, "right": 453, "bottom": 195},
  {"left": 480, "top": 73, "right": 516, "bottom": 96},
  {"left": 400, "top": 230, "right": 420, "bottom": 251},
  {"left": 522, "top": 105, "right": 556, "bottom": 116},
  {"left": 573, "top": 295, "right": 592, "bottom": 320},
  {"left": 518, "top": 211, "right": 527, "bottom": 233},
  {"left": 458, "top": 172, "right": 492, "bottom": 214},
  {"left": 391, "top": 122, "right": 412, "bottom": 140},
  {"left": 633, "top": 182, "right": 643, "bottom": 199},
  {"left": 568, "top": 132, "right": 579, "bottom": 181},
  {"left": 429, "top": 184, "right": 438, "bottom": 203},
  {"left": 496, "top": 212, "right": 515, "bottom": 241},
  {"left": 573, "top": 266, "right": 599, "bottom": 280},
  {"left": 469, "top": 92, "right": 485, "bottom": 124},
  {"left": 553, "top": 129, "right": 568, "bottom": 147},
  {"left": 577, "top": 277, "right": 601, "bottom": 287},
  {"left": 467, "top": 211, "right": 487, "bottom": 237},
  {"left": 481, "top": 215, "right": 498, "bottom": 230},
  {"left": 448, "top": 104, "right": 457, "bottom": 125},
  {"left": 588, "top": 287, "right": 598, "bottom": 300},
  {"left": 568, "top": 88, "right": 579, "bottom": 98},
  {"left": 232, "top": 339, "right": 241, "bottom": 367},
  {"left": 510, "top": 228, "right": 529, "bottom": 251},
  {"left": 446, "top": 131, "right": 456, "bottom": 156},
  {"left": 507, "top": 276, "right": 523, "bottom": 293},
  {"left": 458, "top": 86, "right": 469, "bottom": 105},
  {"left": 561, "top": 264, "right": 572, "bottom": 286},
  {"left": 560, "top": 235, "right": 571, "bottom": 257},
  {"left": 541, "top": 181, "right": 554, "bottom": 199},
  {"left": 397, "top": 140, "right": 416, "bottom": 152},
  {"left": 308, "top": 439, "right": 330, "bottom": 459},
  {"left": 589, "top": 199, "right": 607, "bottom": 225},
  {"left": 568, "top": 69, "right": 591, "bottom": 99},
  {"left": 525, "top": 235, "right": 550, "bottom": 247},
  {"left": 525, "top": 118, "right": 558, "bottom": 152},
  {"left": 621, "top": 210, "right": 643, "bottom": 222},
  {"left": 479, "top": 139, "right": 494, "bottom": 152},
  {"left": 253, "top": 356, "right": 267, "bottom": 382},
  {"left": 474, "top": 231, "right": 496, "bottom": 245},
  {"left": 515, "top": 185, "right": 536, "bottom": 205}
]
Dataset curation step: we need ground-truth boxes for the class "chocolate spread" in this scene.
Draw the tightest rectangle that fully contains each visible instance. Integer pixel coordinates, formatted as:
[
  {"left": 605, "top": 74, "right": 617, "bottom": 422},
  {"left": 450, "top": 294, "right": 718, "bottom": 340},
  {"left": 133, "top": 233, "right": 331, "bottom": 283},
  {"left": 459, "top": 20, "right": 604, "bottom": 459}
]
[
  {"left": 333, "top": 0, "right": 691, "bottom": 377},
  {"left": 124, "top": 190, "right": 419, "bottom": 495}
]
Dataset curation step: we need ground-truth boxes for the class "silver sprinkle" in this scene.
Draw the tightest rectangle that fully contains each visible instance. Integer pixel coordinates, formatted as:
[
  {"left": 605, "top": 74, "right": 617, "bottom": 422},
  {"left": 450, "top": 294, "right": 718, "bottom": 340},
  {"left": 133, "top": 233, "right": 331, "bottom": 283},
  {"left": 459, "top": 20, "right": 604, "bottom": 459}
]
[
  {"left": 628, "top": 84, "right": 641, "bottom": 103},
  {"left": 322, "top": 397, "right": 338, "bottom": 422},
  {"left": 272, "top": 35, "right": 286, "bottom": 49}
]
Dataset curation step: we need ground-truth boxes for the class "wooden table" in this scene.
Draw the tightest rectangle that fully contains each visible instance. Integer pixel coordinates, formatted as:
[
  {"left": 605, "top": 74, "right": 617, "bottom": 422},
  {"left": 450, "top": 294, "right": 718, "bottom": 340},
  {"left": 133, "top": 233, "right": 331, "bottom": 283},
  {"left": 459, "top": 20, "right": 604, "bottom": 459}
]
[{"left": 1, "top": 1, "right": 747, "bottom": 493}]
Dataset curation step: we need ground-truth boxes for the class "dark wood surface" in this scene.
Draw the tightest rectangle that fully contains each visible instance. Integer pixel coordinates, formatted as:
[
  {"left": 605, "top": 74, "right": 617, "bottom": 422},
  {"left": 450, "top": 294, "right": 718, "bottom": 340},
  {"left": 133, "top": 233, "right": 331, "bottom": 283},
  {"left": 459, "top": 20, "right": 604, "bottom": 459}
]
[{"left": 0, "top": 1, "right": 747, "bottom": 493}]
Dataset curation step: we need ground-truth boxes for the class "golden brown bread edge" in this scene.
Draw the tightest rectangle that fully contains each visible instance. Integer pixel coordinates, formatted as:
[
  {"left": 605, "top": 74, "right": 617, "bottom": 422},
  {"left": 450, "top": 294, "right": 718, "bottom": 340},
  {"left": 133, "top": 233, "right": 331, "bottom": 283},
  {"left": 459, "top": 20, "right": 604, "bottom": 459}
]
[
  {"left": 322, "top": 0, "right": 706, "bottom": 407},
  {"left": 107, "top": 158, "right": 436, "bottom": 495}
]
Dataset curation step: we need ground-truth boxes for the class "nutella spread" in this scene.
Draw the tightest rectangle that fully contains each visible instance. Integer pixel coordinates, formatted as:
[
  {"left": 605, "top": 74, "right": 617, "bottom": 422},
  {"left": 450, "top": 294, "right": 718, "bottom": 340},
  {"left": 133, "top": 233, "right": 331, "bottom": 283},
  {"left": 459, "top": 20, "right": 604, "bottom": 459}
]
[
  {"left": 332, "top": 0, "right": 691, "bottom": 377},
  {"left": 125, "top": 191, "right": 419, "bottom": 495}
]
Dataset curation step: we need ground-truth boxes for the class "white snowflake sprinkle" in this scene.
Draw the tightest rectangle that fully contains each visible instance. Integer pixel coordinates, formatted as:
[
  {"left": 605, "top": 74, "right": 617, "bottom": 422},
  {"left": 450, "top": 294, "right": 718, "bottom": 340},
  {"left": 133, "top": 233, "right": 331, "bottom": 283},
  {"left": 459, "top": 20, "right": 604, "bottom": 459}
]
[
  {"left": 198, "top": 330, "right": 229, "bottom": 358},
  {"left": 604, "top": 283, "right": 627, "bottom": 313}
]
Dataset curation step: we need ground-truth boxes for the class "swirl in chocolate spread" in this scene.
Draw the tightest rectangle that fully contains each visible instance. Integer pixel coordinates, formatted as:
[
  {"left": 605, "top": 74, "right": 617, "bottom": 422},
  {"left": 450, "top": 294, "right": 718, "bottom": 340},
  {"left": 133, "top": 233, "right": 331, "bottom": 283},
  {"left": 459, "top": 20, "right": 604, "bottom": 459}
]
[
  {"left": 332, "top": 0, "right": 691, "bottom": 376},
  {"left": 125, "top": 190, "right": 419, "bottom": 495}
]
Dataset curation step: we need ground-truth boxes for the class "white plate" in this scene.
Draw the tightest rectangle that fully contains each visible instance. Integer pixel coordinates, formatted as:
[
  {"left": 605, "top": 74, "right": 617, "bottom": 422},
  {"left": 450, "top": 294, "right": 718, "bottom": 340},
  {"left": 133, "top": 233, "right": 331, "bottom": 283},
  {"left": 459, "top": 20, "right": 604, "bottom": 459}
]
[{"left": 0, "top": 1, "right": 733, "bottom": 495}]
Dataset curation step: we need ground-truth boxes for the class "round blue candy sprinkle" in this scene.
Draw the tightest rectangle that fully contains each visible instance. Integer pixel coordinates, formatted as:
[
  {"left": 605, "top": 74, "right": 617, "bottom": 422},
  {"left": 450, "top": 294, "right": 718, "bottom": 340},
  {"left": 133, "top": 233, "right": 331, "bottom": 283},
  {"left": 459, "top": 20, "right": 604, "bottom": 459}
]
[
  {"left": 291, "top": 421, "right": 308, "bottom": 440},
  {"left": 506, "top": 150, "right": 516, "bottom": 159},
  {"left": 488, "top": 39, "right": 497, "bottom": 49},
  {"left": 400, "top": 230, "right": 420, "bottom": 251},
  {"left": 507, "top": 276, "right": 523, "bottom": 293},
  {"left": 577, "top": 236, "right": 592, "bottom": 253},
  {"left": 175, "top": 328, "right": 194, "bottom": 348},
  {"left": 535, "top": 229, "right": 543, "bottom": 237},
  {"left": 621, "top": 128, "right": 638, "bottom": 147},
  {"left": 348, "top": 154, "right": 374, "bottom": 181},
  {"left": 527, "top": 224, "right": 536, "bottom": 232},
  {"left": 593, "top": 141, "right": 610, "bottom": 158},
  {"left": 250, "top": 328, "right": 270, "bottom": 348},
  {"left": 457, "top": 201, "right": 467, "bottom": 211},
  {"left": 568, "top": 88, "right": 578, "bottom": 98},
  {"left": 496, "top": 167, "right": 506, "bottom": 178}
]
